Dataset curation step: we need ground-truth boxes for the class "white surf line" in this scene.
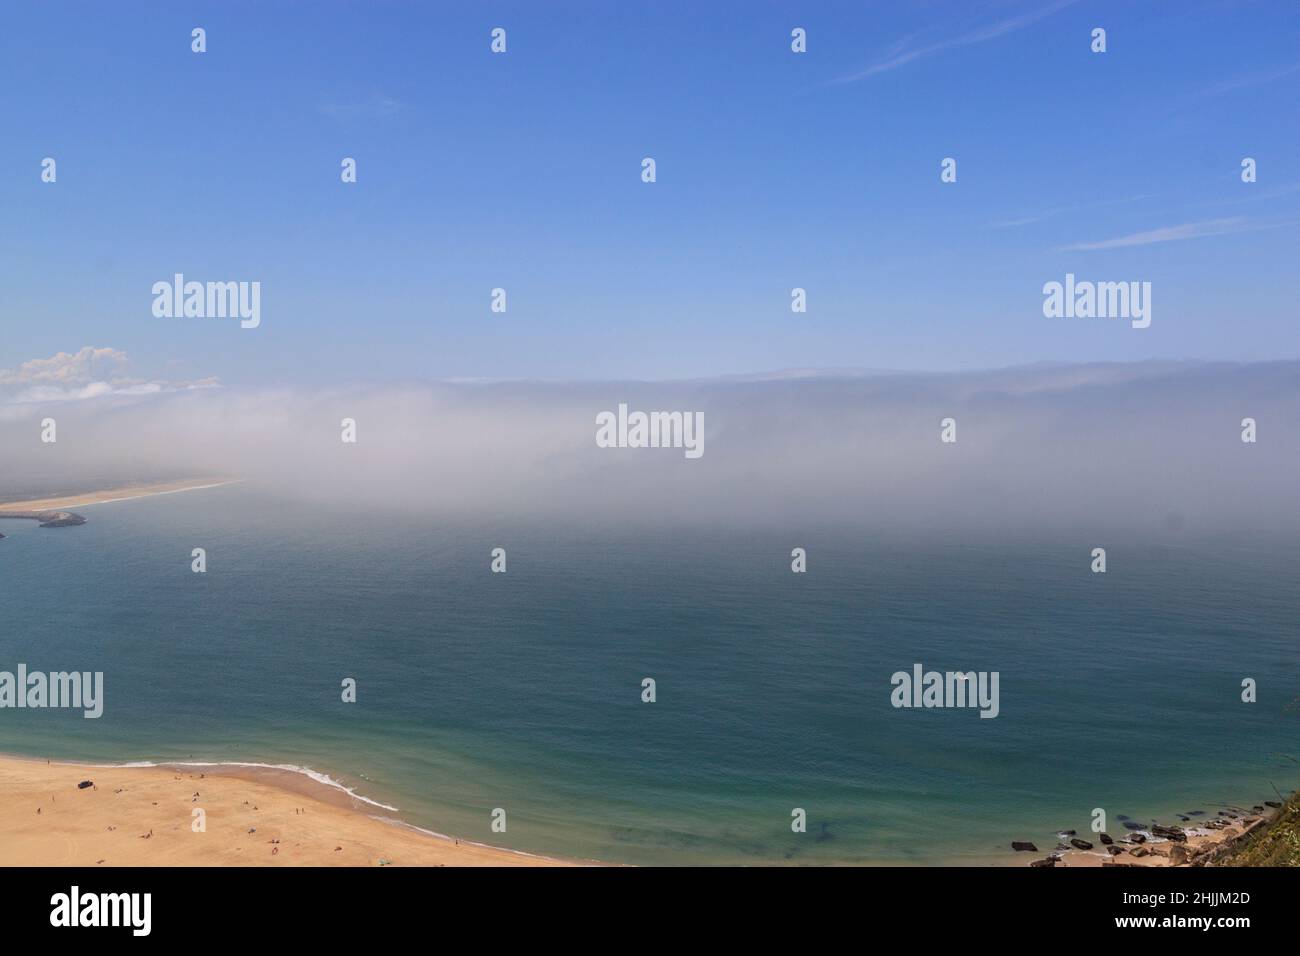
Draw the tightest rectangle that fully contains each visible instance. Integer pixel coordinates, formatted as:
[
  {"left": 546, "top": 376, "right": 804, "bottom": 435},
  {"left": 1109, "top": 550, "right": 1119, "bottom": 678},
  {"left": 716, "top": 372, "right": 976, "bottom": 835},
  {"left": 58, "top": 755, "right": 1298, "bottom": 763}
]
[
  {"left": 93, "top": 758, "right": 399, "bottom": 812},
  {"left": 75, "top": 479, "right": 244, "bottom": 508},
  {"left": 377, "top": 817, "right": 598, "bottom": 865}
]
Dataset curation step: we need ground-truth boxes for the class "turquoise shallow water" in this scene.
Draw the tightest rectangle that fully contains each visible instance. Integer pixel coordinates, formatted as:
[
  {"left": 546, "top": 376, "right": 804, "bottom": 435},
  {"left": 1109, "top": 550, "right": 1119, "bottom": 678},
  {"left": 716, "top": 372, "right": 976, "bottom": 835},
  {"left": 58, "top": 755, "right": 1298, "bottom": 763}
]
[{"left": 0, "top": 483, "right": 1296, "bottom": 864}]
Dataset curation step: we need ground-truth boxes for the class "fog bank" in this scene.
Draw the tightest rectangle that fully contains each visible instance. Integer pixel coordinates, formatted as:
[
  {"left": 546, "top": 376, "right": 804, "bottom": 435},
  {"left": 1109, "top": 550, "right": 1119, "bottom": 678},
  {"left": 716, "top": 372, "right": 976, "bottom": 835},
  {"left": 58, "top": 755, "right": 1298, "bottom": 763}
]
[{"left": 2, "top": 361, "right": 1297, "bottom": 534}]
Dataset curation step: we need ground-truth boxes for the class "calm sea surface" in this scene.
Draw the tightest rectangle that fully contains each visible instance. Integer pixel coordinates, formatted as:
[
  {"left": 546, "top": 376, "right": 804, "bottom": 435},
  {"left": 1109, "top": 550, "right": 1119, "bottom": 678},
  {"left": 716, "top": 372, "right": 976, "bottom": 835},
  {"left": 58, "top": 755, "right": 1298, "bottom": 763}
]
[{"left": 1, "top": 484, "right": 1296, "bottom": 864}]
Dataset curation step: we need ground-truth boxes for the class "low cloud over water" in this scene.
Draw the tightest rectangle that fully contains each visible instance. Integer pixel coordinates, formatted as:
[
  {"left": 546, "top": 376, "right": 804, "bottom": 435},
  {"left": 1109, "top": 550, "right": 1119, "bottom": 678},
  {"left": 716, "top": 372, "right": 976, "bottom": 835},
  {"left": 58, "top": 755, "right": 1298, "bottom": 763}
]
[{"left": 2, "top": 359, "right": 1297, "bottom": 534}]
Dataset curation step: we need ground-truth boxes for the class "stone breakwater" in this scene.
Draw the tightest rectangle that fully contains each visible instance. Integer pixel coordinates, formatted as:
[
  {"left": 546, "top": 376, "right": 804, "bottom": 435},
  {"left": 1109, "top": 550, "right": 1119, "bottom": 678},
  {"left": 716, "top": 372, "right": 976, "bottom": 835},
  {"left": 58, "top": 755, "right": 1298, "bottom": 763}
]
[{"left": 0, "top": 510, "right": 87, "bottom": 528}]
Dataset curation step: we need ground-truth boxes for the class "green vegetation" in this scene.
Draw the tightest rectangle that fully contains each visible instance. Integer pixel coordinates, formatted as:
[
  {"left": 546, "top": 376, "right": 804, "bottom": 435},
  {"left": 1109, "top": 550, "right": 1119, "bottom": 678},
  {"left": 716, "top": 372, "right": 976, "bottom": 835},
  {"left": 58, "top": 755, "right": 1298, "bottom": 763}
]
[{"left": 1219, "top": 791, "right": 1300, "bottom": 867}]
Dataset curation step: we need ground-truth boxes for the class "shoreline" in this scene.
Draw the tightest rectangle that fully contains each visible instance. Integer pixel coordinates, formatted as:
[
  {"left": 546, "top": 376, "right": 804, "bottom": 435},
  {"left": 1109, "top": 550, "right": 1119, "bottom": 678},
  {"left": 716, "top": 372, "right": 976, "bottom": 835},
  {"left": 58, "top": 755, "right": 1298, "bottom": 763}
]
[
  {"left": 0, "top": 477, "right": 240, "bottom": 515},
  {"left": 0, "top": 752, "right": 576, "bottom": 867},
  {"left": 1, "top": 751, "right": 1289, "bottom": 866},
  {"left": 1009, "top": 794, "right": 1292, "bottom": 868}
]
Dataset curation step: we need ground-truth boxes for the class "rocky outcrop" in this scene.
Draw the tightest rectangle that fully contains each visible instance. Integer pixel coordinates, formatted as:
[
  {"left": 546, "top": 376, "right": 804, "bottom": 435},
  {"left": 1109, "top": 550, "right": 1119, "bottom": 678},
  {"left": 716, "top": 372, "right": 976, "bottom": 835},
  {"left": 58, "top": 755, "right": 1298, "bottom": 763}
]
[
  {"left": 1035, "top": 794, "right": 1295, "bottom": 868},
  {"left": 37, "top": 511, "right": 87, "bottom": 527},
  {"left": 0, "top": 510, "right": 86, "bottom": 527}
]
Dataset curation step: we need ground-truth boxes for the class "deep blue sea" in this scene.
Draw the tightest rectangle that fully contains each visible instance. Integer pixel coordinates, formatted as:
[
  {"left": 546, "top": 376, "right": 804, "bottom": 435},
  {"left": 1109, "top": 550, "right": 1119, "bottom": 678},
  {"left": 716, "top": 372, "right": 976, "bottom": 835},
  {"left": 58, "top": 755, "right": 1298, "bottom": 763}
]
[{"left": 1, "top": 483, "right": 1296, "bottom": 864}]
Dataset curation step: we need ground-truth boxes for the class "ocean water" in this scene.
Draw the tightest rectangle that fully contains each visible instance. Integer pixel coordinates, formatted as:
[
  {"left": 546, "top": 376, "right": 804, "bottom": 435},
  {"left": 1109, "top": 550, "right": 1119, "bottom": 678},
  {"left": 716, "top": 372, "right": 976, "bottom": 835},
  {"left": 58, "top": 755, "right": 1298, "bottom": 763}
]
[{"left": 0, "top": 483, "right": 1296, "bottom": 865}]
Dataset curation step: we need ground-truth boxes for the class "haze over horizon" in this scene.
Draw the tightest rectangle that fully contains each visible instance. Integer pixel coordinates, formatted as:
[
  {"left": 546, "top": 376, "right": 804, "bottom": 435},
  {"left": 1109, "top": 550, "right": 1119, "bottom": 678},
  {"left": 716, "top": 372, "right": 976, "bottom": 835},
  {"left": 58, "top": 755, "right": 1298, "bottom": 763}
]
[{"left": 2, "top": 355, "right": 1296, "bottom": 536}]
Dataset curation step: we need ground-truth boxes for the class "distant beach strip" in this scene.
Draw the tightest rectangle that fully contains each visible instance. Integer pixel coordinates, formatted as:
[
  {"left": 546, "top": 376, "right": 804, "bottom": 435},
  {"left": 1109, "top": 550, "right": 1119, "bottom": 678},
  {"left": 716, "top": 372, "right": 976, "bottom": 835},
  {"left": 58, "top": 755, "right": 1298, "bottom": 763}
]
[{"left": 0, "top": 477, "right": 239, "bottom": 531}]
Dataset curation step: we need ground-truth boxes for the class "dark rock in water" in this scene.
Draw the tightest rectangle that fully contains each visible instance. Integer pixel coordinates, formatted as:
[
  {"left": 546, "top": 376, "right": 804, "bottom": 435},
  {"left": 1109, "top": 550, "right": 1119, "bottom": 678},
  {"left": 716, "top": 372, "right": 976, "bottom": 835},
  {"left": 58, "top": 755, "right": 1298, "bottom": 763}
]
[
  {"left": 1099, "top": 832, "right": 1114, "bottom": 845},
  {"left": 1011, "top": 841, "right": 1038, "bottom": 852},
  {"left": 77, "top": 780, "right": 93, "bottom": 790},
  {"left": 37, "top": 511, "right": 87, "bottom": 528},
  {"left": 1029, "top": 857, "right": 1056, "bottom": 867},
  {"left": 1, "top": 509, "right": 87, "bottom": 528},
  {"left": 1069, "top": 838, "right": 1094, "bottom": 850},
  {"left": 1151, "top": 824, "right": 1187, "bottom": 842},
  {"left": 1265, "top": 801, "right": 1282, "bottom": 809}
]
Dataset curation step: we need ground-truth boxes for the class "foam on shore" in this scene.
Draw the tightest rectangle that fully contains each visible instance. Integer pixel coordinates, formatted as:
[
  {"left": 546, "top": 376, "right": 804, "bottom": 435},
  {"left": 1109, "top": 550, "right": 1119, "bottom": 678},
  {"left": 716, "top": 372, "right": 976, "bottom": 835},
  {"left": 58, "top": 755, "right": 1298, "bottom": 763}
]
[{"left": 99, "top": 759, "right": 400, "bottom": 812}]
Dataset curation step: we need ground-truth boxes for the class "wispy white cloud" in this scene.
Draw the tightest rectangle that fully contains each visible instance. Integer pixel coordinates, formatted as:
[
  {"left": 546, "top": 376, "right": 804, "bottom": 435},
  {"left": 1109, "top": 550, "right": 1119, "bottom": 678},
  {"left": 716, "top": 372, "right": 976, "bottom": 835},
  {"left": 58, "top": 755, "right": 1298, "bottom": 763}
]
[
  {"left": 989, "top": 194, "right": 1154, "bottom": 229},
  {"left": 1058, "top": 217, "right": 1260, "bottom": 251},
  {"left": 1193, "top": 179, "right": 1300, "bottom": 209},
  {"left": 831, "top": 0, "right": 1080, "bottom": 84},
  {"left": 1203, "top": 61, "right": 1300, "bottom": 96}
]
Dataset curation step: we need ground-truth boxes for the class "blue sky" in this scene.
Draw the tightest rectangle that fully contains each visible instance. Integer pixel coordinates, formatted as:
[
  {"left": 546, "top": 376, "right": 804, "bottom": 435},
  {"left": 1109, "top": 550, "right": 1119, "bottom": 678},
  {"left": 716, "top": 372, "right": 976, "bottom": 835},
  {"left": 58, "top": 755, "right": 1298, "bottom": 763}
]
[{"left": 2, "top": 0, "right": 1298, "bottom": 386}]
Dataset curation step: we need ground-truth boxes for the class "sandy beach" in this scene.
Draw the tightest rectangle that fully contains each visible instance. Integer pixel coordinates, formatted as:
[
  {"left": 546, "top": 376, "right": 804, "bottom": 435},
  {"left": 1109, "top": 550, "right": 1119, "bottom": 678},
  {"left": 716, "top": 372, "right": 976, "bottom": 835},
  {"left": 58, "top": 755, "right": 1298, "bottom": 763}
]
[
  {"left": 0, "top": 754, "right": 567, "bottom": 867},
  {"left": 0, "top": 477, "right": 239, "bottom": 513},
  {"left": 2, "top": 752, "right": 1282, "bottom": 868}
]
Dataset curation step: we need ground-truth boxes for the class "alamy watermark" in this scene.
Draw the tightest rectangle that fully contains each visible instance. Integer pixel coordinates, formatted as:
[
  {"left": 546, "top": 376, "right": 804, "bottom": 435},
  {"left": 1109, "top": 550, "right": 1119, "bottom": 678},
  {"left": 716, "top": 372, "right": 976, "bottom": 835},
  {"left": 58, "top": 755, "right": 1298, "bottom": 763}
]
[
  {"left": 890, "top": 663, "right": 999, "bottom": 719},
  {"left": 50, "top": 886, "right": 150, "bottom": 936},
  {"left": 595, "top": 403, "right": 704, "bottom": 459},
  {"left": 1043, "top": 273, "right": 1150, "bottom": 328},
  {"left": 152, "top": 273, "right": 261, "bottom": 329},
  {"left": 0, "top": 664, "right": 103, "bottom": 718}
]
